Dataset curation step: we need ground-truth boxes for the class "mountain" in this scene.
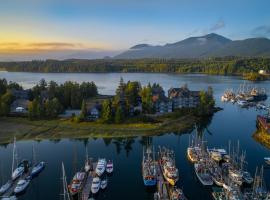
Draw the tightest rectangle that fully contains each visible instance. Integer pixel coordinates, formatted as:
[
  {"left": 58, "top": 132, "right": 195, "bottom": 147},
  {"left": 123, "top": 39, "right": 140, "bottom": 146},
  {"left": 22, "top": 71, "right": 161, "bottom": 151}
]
[{"left": 115, "top": 33, "right": 270, "bottom": 59}]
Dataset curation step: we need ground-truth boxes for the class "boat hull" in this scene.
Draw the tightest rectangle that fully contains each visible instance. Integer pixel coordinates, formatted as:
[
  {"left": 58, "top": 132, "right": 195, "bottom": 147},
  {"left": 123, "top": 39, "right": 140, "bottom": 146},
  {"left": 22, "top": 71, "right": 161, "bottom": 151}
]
[{"left": 143, "top": 179, "right": 157, "bottom": 187}]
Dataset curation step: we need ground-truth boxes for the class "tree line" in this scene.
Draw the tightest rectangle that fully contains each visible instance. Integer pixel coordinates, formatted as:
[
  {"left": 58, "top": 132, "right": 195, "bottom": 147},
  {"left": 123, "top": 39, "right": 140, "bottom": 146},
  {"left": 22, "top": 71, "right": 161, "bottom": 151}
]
[{"left": 1, "top": 57, "right": 270, "bottom": 75}]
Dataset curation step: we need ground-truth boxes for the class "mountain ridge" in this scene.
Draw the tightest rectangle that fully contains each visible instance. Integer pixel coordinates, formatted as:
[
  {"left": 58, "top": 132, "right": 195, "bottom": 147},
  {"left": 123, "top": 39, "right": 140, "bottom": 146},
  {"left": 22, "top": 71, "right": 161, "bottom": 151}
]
[{"left": 115, "top": 33, "right": 270, "bottom": 59}]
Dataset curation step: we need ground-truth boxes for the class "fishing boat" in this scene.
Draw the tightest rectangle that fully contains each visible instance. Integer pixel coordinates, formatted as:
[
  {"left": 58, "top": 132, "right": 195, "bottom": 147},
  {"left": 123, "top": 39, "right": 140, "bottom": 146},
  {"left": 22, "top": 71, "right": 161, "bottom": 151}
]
[
  {"left": 106, "top": 160, "right": 113, "bottom": 174},
  {"left": 169, "top": 187, "right": 187, "bottom": 200},
  {"left": 194, "top": 163, "right": 213, "bottom": 186},
  {"left": 228, "top": 169, "right": 243, "bottom": 185},
  {"left": 210, "top": 166, "right": 224, "bottom": 187},
  {"left": 14, "top": 176, "right": 31, "bottom": 194},
  {"left": 91, "top": 177, "right": 100, "bottom": 194},
  {"left": 100, "top": 177, "right": 108, "bottom": 189},
  {"left": 0, "top": 180, "right": 12, "bottom": 195},
  {"left": 68, "top": 171, "right": 86, "bottom": 196},
  {"left": 95, "top": 158, "right": 106, "bottom": 176},
  {"left": 242, "top": 171, "right": 253, "bottom": 184},
  {"left": 31, "top": 161, "right": 45, "bottom": 177},
  {"left": 264, "top": 157, "right": 270, "bottom": 165},
  {"left": 142, "top": 145, "right": 157, "bottom": 186},
  {"left": 187, "top": 147, "right": 200, "bottom": 163},
  {"left": 159, "top": 147, "right": 179, "bottom": 186},
  {"left": 257, "top": 111, "right": 270, "bottom": 134}
]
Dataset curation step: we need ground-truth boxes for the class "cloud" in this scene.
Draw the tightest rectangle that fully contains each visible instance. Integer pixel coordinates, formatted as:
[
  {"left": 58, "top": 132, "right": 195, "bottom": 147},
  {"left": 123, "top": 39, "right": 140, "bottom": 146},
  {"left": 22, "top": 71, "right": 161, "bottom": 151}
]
[
  {"left": 251, "top": 25, "right": 270, "bottom": 37},
  {"left": 210, "top": 18, "right": 225, "bottom": 31}
]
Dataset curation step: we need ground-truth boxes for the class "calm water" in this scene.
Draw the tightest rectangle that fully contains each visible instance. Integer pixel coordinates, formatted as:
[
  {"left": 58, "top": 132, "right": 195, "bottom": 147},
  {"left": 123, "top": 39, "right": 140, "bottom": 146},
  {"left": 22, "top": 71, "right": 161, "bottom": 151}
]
[{"left": 0, "top": 72, "right": 270, "bottom": 200}]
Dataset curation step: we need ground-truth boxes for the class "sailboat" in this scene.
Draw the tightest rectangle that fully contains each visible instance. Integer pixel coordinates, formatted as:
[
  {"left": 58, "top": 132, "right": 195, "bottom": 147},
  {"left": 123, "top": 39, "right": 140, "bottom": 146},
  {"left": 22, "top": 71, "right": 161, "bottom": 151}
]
[
  {"left": 61, "top": 162, "right": 71, "bottom": 200},
  {"left": 11, "top": 137, "right": 24, "bottom": 181},
  {"left": 31, "top": 144, "right": 45, "bottom": 177},
  {"left": 142, "top": 144, "right": 157, "bottom": 187},
  {"left": 14, "top": 176, "right": 31, "bottom": 194},
  {"left": 84, "top": 147, "right": 91, "bottom": 172}
]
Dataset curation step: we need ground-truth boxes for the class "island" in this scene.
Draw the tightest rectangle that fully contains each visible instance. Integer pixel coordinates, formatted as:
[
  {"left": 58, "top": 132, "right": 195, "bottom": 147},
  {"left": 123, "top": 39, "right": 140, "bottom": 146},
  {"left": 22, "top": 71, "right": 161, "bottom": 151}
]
[{"left": 0, "top": 78, "right": 218, "bottom": 144}]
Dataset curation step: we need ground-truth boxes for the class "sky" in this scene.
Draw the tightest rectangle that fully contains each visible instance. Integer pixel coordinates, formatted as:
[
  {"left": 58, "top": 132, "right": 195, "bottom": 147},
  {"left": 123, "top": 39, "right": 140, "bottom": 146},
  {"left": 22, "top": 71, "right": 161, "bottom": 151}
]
[{"left": 0, "top": 0, "right": 270, "bottom": 60}]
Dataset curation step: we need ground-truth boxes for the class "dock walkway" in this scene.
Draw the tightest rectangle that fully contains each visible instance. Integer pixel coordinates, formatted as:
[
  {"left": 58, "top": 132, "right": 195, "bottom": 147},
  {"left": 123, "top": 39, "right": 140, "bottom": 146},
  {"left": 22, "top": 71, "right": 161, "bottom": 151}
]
[
  {"left": 155, "top": 161, "right": 169, "bottom": 200},
  {"left": 80, "top": 162, "right": 97, "bottom": 200}
]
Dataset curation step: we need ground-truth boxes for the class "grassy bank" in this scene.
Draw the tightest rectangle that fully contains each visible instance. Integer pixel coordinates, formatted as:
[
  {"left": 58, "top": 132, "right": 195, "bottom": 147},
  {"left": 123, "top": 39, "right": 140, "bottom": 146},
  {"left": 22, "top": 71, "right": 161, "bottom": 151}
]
[
  {"left": 253, "top": 130, "right": 270, "bottom": 149},
  {"left": 0, "top": 114, "right": 199, "bottom": 144}
]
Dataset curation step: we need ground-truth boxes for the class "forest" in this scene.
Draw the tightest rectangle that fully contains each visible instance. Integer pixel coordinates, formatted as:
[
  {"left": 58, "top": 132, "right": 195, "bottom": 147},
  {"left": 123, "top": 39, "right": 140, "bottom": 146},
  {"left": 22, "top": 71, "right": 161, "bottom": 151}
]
[{"left": 1, "top": 57, "right": 270, "bottom": 75}]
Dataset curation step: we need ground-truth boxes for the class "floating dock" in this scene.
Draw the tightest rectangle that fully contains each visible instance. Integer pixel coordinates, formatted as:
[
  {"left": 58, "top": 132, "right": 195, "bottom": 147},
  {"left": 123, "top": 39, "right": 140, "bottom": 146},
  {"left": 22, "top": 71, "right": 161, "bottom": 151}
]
[
  {"left": 80, "top": 162, "right": 97, "bottom": 200},
  {"left": 155, "top": 161, "right": 169, "bottom": 200}
]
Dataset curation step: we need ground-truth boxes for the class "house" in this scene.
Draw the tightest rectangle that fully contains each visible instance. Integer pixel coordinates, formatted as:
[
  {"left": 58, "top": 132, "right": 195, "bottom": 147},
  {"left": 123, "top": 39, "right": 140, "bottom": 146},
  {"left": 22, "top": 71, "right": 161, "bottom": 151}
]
[
  {"left": 168, "top": 85, "right": 200, "bottom": 109},
  {"left": 89, "top": 106, "right": 100, "bottom": 120},
  {"left": 10, "top": 99, "right": 30, "bottom": 113},
  {"left": 152, "top": 89, "right": 173, "bottom": 114},
  {"left": 258, "top": 70, "right": 268, "bottom": 75}
]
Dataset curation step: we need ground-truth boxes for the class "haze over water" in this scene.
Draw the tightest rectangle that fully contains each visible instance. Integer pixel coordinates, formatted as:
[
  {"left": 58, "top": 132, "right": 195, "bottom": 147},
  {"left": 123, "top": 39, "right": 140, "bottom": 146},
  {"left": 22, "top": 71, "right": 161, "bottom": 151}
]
[{"left": 0, "top": 72, "right": 270, "bottom": 200}]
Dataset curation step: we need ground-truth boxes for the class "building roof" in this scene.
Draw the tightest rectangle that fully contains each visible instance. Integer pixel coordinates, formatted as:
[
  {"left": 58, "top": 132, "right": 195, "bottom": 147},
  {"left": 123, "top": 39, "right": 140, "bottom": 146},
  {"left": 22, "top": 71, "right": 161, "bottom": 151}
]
[{"left": 168, "top": 86, "right": 200, "bottom": 98}]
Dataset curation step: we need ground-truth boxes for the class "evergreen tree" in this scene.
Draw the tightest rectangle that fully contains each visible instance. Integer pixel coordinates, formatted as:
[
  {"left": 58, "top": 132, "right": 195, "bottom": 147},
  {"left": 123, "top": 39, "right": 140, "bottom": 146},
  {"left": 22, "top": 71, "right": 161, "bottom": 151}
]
[
  {"left": 80, "top": 99, "right": 88, "bottom": 120},
  {"left": 115, "top": 106, "right": 124, "bottom": 124},
  {"left": 101, "top": 99, "right": 113, "bottom": 123}
]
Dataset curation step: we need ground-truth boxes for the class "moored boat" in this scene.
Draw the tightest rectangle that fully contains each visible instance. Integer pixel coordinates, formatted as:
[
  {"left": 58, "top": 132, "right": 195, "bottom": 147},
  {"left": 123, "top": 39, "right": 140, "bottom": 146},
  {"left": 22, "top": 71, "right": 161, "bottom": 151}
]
[
  {"left": 264, "top": 157, "right": 270, "bottom": 165},
  {"left": 142, "top": 145, "right": 157, "bottom": 187},
  {"left": 194, "top": 163, "right": 213, "bottom": 186},
  {"left": 0, "top": 180, "right": 12, "bottom": 195},
  {"left": 169, "top": 187, "right": 187, "bottom": 200},
  {"left": 106, "top": 160, "right": 113, "bottom": 174},
  {"left": 100, "top": 177, "right": 108, "bottom": 190},
  {"left": 68, "top": 171, "right": 86, "bottom": 195},
  {"left": 91, "top": 177, "right": 101, "bottom": 194},
  {"left": 31, "top": 161, "right": 45, "bottom": 177},
  {"left": 14, "top": 176, "right": 31, "bottom": 194},
  {"left": 95, "top": 158, "right": 106, "bottom": 176},
  {"left": 159, "top": 147, "right": 179, "bottom": 186}
]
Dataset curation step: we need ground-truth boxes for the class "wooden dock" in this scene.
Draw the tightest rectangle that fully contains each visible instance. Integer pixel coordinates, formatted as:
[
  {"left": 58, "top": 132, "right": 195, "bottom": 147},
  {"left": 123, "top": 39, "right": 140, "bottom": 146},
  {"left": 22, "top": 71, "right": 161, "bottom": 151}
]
[
  {"left": 80, "top": 162, "right": 97, "bottom": 200},
  {"left": 155, "top": 161, "right": 169, "bottom": 200}
]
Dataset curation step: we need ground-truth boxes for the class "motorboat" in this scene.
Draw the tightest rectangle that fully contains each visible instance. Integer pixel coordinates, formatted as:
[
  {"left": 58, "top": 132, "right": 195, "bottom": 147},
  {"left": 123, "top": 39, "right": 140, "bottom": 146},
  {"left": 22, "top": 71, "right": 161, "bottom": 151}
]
[
  {"left": 194, "top": 163, "right": 213, "bottom": 186},
  {"left": 264, "top": 157, "right": 270, "bottom": 165},
  {"left": 14, "top": 176, "right": 31, "bottom": 194},
  {"left": 100, "top": 177, "right": 108, "bottom": 189},
  {"left": 31, "top": 161, "right": 45, "bottom": 177},
  {"left": 91, "top": 177, "right": 100, "bottom": 194},
  {"left": 242, "top": 171, "right": 253, "bottom": 184},
  {"left": 95, "top": 158, "right": 106, "bottom": 176},
  {"left": 0, "top": 180, "right": 12, "bottom": 195},
  {"left": 68, "top": 171, "right": 86, "bottom": 195},
  {"left": 106, "top": 160, "right": 113, "bottom": 174}
]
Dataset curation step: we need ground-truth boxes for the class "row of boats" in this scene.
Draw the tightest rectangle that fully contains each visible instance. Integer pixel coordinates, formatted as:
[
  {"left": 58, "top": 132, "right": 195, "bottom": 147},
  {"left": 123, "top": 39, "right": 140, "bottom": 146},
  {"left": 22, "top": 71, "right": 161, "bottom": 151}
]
[
  {"left": 187, "top": 136, "right": 270, "bottom": 200},
  {"left": 0, "top": 138, "right": 45, "bottom": 199},
  {"left": 142, "top": 144, "right": 187, "bottom": 200},
  {"left": 67, "top": 155, "right": 114, "bottom": 198},
  {"left": 221, "top": 84, "right": 267, "bottom": 104}
]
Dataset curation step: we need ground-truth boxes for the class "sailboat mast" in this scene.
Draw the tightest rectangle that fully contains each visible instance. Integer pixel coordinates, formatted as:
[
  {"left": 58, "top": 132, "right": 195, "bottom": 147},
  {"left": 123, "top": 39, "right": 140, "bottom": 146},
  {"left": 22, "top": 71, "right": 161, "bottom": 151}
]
[
  {"left": 61, "top": 162, "right": 70, "bottom": 200},
  {"left": 11, "top": 136, "right": 16, "bottom": 176}
]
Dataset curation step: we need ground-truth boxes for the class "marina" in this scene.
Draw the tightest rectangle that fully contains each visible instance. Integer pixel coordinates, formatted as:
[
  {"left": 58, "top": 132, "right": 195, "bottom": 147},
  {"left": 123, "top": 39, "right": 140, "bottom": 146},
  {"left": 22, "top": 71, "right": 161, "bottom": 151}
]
[{"left": 0, "top": 72, "right": 270, "bottom": 200}]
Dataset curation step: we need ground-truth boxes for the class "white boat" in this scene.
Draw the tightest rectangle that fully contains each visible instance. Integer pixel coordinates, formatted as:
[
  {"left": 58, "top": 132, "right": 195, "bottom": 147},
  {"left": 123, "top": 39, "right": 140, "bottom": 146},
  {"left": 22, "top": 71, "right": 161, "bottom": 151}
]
[
  {"left": 31, "top": 161, "right": 45, "bottom": 176},
  {"left": 264, "top": 157, "right": 270, "bottom": 165},
  {"left": 237, "top": 100, "right": 248, "bottom": 107},
  {"left": 12, "top": 165, "right": 24, "bottom": 181},
  {"left": 68, "top": 171, "right": 86, "bottom": 195},
  {"left": 0, "top": 180, "right": 12, "bottom": 194},
  {"left": 85, "top": 159, "right": 91, "bottom": 172},
  {"left": 1, "top": 196, "right": 17, "bottom": 200},
  {"left": 242, "top": 171, "right": 253, "bottom": 184},
  {"left": 106, "top": 160, "right": 113, "bottom": 173},
  {"left": 91, "top": 177, "right": 100, "bottom": 194},
  {"left": 194, "top": 163, "right": 213, "bottom": 186},
  {"left": 228, "top": 169, "right": 243, "bottom": 185},
  {"left": 100, "top": 178, "right": 108, "bottom": 189},
  {"left": 14, "top": 176, "right": 31, "bottom": 194},
  {"left": 95, "top": 158, "right": 106, "bottom": 176}
]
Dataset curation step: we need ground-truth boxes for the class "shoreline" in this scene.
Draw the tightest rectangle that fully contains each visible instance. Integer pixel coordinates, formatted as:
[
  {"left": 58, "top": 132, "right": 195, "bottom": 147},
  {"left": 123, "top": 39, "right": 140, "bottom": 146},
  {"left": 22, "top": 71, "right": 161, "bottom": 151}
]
[{"left": 0, "top": 114, "right": 202, "bottom": 145}]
